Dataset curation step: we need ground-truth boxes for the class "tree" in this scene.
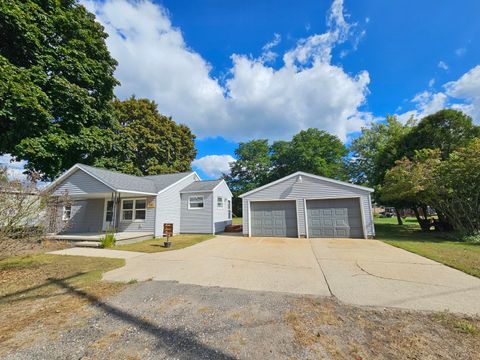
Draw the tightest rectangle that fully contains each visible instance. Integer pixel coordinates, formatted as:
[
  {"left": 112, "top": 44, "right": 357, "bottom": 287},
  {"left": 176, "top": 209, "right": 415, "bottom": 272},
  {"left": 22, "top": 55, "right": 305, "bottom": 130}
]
[
  {"left": 434, "top": 139, "right": 480, "bottom": 236},
  {"left": 349, "top": 115, "right": 411, "bottom": 187},
  {"left": 271, "top": 128, "right": 348, "bottom": 180},
  {"left": 96, "top": 97, "right": 197, "bottom": 176},
  {"left": 224, "top": 140, "right": 271, "bottom": 216},
  {"left": 0, "top": 0, "right": 118, "bottom": 180},
  {"left": 400, "top": 109, "right": 480, "bottom": 160},
  {"left": 379, "top": 150, "right": 441, "bottom": 231}
]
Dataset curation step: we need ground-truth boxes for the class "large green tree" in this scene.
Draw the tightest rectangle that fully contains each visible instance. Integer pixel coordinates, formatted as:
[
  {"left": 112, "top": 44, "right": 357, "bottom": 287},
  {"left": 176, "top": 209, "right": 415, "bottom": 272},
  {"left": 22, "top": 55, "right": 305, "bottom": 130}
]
[
  {"left": 400, "top": 109, "right": 480, "bottom": 160},
  {"left": 271, "top": 128, "right": 348, "bottom": 180},
  {"left": 349, "top": 115, "right": 411, "bottom": 187},
  {"left": 0, "top": 0, "right": 118, "bottom": 180},
  {"left": 96, "top": 97, "right": 196, "bottom": 176}
]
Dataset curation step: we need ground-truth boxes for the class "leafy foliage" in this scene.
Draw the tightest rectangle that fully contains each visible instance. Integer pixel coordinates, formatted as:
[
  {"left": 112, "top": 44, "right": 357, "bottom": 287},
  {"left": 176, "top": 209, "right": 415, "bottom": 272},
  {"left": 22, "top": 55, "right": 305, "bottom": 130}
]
[
  {"left": 0, "top": 0, "right": 118, "bottom": 180},
  {"left": 271, "top": 128, "right": 348, "bottom": 180},
  {"left": 96, "top": 97, "right": 196, "bottom": 175}
]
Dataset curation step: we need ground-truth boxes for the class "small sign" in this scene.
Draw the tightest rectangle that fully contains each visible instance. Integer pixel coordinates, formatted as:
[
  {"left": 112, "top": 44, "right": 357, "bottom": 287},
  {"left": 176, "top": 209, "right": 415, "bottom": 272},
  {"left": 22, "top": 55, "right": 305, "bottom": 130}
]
[
  {"left": 163, "top": 223, "right": 173, "bottom": 237},
  {"left": 147, "top": 198, "right": 155, "bottom": 208}
]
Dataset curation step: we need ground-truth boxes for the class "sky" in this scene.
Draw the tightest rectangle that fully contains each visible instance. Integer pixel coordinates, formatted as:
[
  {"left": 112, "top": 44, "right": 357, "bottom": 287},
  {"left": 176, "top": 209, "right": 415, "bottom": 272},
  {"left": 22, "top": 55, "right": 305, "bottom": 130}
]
[{"left": 2, "top": 0, "right": 480, "bottom": 180}]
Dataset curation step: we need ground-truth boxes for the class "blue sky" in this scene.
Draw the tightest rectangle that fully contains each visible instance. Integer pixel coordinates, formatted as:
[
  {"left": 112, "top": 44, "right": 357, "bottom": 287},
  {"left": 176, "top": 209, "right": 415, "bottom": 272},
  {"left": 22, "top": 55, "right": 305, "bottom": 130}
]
[{"left": 3, "top": 0, "right": 480, "bottom": 180}]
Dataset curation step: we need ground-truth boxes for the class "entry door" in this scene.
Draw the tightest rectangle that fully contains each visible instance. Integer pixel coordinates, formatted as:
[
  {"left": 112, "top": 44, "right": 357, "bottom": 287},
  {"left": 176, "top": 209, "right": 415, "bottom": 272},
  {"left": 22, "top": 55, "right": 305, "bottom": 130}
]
[
  {"left": 250, "top": 201, "right": 298, "bottom": 237},
  {"left": 102, "top": 200, "right": 114, "bottom": 231}
]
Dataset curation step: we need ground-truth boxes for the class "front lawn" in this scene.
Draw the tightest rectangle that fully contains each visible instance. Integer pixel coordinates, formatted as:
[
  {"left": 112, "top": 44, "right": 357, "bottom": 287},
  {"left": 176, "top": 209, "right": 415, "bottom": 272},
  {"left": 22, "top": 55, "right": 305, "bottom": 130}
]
[
  {"left": 0, "top": 254, "right": 125, "bottom": 355},
  {"left": 113, "top": 233, "right": 214, "bottom": 253},
  {"left": 376, "top": 217, "right": 480, "bottom": 278}
]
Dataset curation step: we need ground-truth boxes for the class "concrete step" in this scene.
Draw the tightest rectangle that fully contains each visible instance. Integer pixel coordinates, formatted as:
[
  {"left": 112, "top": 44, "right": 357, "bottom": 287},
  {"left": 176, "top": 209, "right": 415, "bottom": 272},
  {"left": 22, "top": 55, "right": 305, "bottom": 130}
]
[{"left": 74, "top": 241, "right": 100, "bottom": 248}]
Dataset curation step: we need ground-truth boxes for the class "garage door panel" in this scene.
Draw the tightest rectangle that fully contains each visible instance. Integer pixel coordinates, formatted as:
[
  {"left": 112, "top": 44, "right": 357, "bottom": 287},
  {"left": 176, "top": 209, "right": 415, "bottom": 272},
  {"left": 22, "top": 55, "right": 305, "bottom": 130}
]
[
  {"left": 307, "top": 199, "right": 363, "bottom": 239},
  {"left": 251, "top": 201, "right": 298, "bottom": 237}
]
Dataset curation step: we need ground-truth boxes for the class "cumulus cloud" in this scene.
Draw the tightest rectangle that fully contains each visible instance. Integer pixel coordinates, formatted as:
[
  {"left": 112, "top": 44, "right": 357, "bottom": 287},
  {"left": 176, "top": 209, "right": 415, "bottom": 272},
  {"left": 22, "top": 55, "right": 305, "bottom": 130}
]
[
  {"left": 397, "top": 65, "right": 480, "bottom": 123},
  {"left": 192, "top": 155, "right": 235, "bottom": 178},
  {"left": 82, "top": 0, "right": 371, "bottom": 142}
]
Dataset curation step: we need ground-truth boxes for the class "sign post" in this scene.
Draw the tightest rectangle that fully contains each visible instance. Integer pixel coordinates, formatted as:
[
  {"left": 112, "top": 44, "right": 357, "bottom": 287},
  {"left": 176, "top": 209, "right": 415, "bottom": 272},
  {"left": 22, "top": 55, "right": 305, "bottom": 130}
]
[{"left": 163, "top": 223, "right": 173, "bottom": 248}]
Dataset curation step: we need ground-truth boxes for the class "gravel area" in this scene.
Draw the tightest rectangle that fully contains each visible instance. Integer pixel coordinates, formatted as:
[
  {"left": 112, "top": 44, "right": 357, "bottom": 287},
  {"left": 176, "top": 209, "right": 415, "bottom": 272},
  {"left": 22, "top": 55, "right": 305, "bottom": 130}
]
[{"left": 3, "top": 281, "right": 480, "bottom": 359}]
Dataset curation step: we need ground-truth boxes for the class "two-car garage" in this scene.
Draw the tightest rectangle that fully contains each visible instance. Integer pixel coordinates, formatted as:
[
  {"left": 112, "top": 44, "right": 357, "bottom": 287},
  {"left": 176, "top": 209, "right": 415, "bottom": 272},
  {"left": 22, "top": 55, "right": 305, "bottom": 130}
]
[{"left": 240, "top": 172, "right": 375, "bottom": 239}]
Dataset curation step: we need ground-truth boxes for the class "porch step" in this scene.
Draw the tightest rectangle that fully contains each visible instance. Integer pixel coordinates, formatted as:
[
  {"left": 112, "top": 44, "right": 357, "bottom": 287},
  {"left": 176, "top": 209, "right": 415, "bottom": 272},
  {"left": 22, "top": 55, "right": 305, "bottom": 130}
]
[
  {"left": 225, "top": 224, "right": 243, "bottom": 232},
  {"left": 74, "top": 241, "right": 100, "bottom": 248}
]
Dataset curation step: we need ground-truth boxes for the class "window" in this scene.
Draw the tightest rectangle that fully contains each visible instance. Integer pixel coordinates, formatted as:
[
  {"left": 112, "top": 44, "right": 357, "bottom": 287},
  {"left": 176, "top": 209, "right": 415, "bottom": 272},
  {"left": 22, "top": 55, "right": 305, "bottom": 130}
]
[
  {"left": 62, "top": 205, "right": 71, "bottom": 221},
  {"left": 122, "top": 199, "right": 146, "bottom": 221},
  {"left": 188, "top": 196, "right": 204, "bottom": 209},
  {"left": 227, "top": 200, "right": 232, "bottom": 219},
  {"left": 217, "top": 197, "right": 223, "bottom": 208}
]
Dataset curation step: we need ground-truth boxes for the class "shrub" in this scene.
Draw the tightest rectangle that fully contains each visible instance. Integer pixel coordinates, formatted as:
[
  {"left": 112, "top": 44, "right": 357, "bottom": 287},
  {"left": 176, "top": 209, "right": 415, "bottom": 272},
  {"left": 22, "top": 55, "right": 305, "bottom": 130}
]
[{"left": 99, "top": 232, "right": 116, "bottom": 248}]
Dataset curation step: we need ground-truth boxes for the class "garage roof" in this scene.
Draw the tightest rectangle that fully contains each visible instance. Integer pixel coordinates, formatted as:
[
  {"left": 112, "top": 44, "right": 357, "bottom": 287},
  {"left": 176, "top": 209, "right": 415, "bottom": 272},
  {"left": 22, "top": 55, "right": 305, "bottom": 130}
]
[{"left": 239, "top": 171, "right": 374, "bottom": 198}]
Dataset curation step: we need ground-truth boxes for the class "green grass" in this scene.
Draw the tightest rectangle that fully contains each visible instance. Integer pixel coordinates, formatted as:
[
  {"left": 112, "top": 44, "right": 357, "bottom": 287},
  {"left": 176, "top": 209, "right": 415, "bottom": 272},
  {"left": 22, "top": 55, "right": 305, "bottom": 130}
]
[
  {"left": 232, "top": 217, "right": 243, "bottom": 225},
  {"left": 113, "top": 233, "right": 215, "bottom": 253},
  {"left": 376, "top": 217, "right": 480, "bottom": 278}
]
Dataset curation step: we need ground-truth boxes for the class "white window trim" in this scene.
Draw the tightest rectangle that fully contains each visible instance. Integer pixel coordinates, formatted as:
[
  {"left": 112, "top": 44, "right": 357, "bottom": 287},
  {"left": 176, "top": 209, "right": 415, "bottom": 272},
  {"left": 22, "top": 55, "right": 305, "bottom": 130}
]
[
  {"left": 121, "top": 198, "right": 147, "bottom": 222},
  {"left": 62, "top": 204, "right": 71, "bottom": 221},
  {"left": 217, "top": 196, "right": 224, "bottom": 209},
  {"left": 188, "top": 195, "right": 204, "bottom": 210}
]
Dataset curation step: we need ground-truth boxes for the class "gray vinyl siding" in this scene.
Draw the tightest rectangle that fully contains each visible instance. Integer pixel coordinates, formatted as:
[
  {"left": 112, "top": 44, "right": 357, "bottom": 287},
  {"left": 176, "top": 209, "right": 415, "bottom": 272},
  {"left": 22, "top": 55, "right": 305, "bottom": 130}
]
[
  {"left": 180, "top": 192, "right": 213, "bottom": 233},
  {"left": 212, "top": 181, "right": 233, "bottom": 233},
  {"left": 53, "top": 169, "right": 112, "bottom": 196},
  {"left": 155, "top": 173, "right": 198, "bottom": 237},
  {"left": 117, "top": 196, "right": 155, "bottom": 233},
  {"left": 61, "top": 199, "right": 105, "bottom": 233},
  {"left": 242, "top": 175, "right": 374, "bottom": 237}
]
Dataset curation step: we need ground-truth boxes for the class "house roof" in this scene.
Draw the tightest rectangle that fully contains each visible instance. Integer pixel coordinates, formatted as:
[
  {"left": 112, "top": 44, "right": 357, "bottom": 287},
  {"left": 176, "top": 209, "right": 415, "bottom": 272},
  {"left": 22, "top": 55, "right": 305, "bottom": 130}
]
[
  {"left": 49, "top": 164, "right": 196, "bottom": 195},
  {"left": 180, "top": 179, "right": 223, "bottom": 193},
  {"left": 239, "top": 171, "right": 374, "bottom": 198}
]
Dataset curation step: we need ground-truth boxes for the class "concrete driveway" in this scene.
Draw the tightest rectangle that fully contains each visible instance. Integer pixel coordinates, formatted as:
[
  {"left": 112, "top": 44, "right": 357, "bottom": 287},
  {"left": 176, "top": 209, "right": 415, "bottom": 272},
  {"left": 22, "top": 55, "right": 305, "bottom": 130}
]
[{"left": 100, "top": 235, "right": 480, "bottom": 315}]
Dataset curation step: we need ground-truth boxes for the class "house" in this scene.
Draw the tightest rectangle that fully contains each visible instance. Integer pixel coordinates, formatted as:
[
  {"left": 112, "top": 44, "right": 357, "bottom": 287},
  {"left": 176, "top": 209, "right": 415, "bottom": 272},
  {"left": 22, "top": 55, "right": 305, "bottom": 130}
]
[
  {"left": 239, "top": 171, "right": 375, "bottom": 239},
  {"left": 47, "top": 164, "right": 232, "bottom": 243}
]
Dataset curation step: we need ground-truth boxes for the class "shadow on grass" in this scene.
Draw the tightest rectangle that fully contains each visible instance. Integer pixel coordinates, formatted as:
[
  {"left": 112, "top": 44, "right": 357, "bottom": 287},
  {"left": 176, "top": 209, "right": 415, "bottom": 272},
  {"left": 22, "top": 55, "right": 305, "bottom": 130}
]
[
  {"left": 2, "top": 273, "right": 235, "bottom": 359},
  {"left": 375, "top": 223, "right": 462, "bottom": 244}
]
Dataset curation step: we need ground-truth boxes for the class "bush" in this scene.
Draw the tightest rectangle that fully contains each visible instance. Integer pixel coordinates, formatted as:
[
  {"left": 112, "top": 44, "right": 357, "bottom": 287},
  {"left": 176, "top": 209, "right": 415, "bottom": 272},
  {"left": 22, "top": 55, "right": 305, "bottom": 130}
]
[
  {"left": 462, "top": 233, "right": 480, "bottom": 244},
  {"left": 99, "top": 232, "right": 116, "bottom": 248}
]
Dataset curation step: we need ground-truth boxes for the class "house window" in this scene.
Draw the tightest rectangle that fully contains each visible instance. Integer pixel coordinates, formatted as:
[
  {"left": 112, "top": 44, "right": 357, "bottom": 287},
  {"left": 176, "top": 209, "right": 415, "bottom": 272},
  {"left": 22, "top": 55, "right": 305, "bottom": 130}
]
[
  {"left": 217, "top": 197, "right": 223, "bottom": 208},
  {"left": 62, "top": 205, "right": 71, "bottom": 221},
  {"left": 188, "top": 196, "right": 204, "bottom": 209},
  {"left": 122, "top": 199, "right": 146, "bottom": 221},
  {"left": 227, "top": 200, "right": 232, "bottom": 219}
]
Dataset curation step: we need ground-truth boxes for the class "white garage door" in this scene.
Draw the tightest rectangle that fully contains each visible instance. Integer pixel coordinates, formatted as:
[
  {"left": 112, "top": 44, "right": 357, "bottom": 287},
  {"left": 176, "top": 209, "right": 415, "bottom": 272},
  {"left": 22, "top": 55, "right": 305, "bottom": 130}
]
[
  {"left": 307, "top": 198, "right": 363, "bottom": 238},
  {"left": 250, "top": 201, "right": 298, "bottom": 237}
]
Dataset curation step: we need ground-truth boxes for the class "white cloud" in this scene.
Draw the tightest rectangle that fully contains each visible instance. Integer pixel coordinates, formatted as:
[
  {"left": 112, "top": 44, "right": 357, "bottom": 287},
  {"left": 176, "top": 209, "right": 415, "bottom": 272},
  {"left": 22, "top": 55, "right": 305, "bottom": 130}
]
[
  {"left": 82, "top": 0, "right": 371, "bottom": 142},
  {"left": 192, "top": 155, "right": 235, "bottom": 178},
  {"left": 397, "top": 65, "right": 480, "bottom": 124},
  {"left": 0, "top": 154, "right": 28, "bottom": 180},
  {"left": 455, "top": 47, "right": 466, "bottom": 57},
  {"left": 438, "top": 61, "right": 449, "bottom": 71},
  {"left": 428, "top": 78, "right": 435, "bottom": 87}
]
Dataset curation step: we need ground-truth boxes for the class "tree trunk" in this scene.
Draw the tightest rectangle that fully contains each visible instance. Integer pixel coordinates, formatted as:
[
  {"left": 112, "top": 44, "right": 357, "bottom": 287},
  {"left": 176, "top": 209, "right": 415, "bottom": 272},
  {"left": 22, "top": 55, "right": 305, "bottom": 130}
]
[
  {"left": 394, "top": 207, "right": 403, "bottom": 225},
  {"left": 413, "top": 207, "right": 430, "bottom": 232}
]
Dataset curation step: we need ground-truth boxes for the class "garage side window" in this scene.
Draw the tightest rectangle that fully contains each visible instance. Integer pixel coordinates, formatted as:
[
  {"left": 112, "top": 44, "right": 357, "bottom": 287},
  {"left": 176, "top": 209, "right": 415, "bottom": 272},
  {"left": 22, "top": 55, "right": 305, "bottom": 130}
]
[
  {"left": 217, "top": 197, "right": 223, "bottom": 208},
  {"left": 227, "top": 200, "right": 231, "bottom": 219},
  {"left": 62, "top": 204, "right": 71, "bottom": 221},
  {"left": 189, "top": 196, "right": 204, "bottom": 209}
]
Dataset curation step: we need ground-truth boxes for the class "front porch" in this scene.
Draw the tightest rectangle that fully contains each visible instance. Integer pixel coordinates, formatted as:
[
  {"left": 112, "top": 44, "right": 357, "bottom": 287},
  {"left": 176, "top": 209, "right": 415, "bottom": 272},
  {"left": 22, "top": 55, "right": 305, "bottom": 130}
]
[{"left": 48, "top": 231, "right": 154, "bottom": 247}]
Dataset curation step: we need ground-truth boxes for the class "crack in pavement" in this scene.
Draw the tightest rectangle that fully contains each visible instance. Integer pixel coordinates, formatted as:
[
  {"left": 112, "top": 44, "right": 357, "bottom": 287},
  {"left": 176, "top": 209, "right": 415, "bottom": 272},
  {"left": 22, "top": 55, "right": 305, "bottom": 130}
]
[
  {"left": 354, "top": 261, "right": 448, "bottom": 287},
  {"left": 209, "top": 256, "right": 317, "bottom": 270},
  {"left": 309, "top": 240, "right": 334, "bottom": 297}
]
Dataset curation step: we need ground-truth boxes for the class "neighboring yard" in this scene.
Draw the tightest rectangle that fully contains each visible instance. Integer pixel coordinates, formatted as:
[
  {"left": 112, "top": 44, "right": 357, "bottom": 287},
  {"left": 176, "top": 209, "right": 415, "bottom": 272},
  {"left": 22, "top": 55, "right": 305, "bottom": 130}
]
[
  {"left": 376, "top": 217, "right": 480, "bottom": 278},
  {"left": 232, "top": 217, "right": 243, "bottom": 225},
  {"left": 0, "top": 254, "right": 126, "bottom": 355},
  {"left": 113, "top": 234, "right": 214, "bottom": 253}
]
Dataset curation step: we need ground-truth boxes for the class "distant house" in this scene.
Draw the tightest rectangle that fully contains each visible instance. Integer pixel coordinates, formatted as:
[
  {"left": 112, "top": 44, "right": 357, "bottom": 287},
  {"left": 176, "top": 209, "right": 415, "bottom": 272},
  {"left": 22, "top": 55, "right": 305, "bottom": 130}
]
[{"left": 46, "top": 164, "right": 232, "bottom": 243}]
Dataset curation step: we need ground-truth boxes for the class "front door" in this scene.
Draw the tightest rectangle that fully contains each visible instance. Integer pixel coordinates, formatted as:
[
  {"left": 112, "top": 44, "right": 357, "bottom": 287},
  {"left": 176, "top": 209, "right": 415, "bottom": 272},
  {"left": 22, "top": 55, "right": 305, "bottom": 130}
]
[{"left": 102, "top": 199, "right": 114, "bottom": 231}]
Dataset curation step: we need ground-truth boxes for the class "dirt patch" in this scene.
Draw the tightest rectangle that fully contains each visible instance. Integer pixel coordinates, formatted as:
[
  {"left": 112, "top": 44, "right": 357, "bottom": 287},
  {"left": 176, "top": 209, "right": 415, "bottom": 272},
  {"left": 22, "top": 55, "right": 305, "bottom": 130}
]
[
  {"left": 286, "top": 297, "right": 480, "bottom": 360},
  {"left": 0, "top": 238, "right": 72, "bottom": 260},
  {"left": 3, "top": 281, "right": 479, "bottom": 359},
  {"left": 0, "top": 254, "right": 125, "bottom": 356}
]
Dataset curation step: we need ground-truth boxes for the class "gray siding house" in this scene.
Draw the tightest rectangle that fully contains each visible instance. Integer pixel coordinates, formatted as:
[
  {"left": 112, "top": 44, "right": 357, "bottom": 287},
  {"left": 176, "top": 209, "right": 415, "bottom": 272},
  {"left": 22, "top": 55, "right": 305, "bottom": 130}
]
[
  {"left": 47, "top": 164, "right": 232, "bottom": 241},
  {"left": 240, "top": 172, "right": 375, "bottom": 239}
]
